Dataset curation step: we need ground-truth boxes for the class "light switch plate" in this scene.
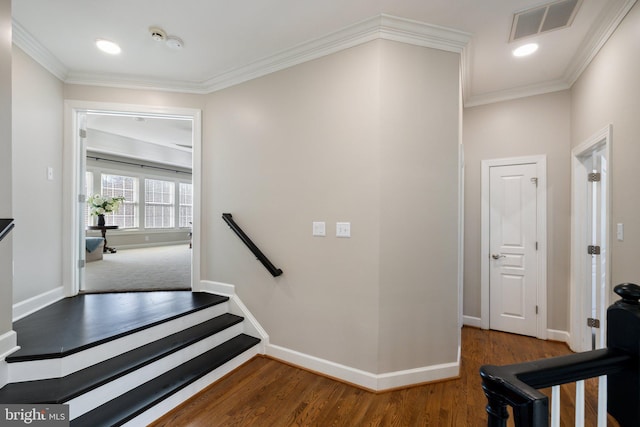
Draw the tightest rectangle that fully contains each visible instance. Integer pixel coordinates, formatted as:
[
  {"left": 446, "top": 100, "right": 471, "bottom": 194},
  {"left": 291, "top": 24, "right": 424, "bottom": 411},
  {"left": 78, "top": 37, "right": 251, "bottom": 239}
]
[
  {"left": 312, "top": 221, "right": 326, "bottom": 237},
  {"left": 617, "top": 223, "right": 624, "bottom": 241},
  {"left": 336, "top": 222, "right": 351, "bottom": 238}
]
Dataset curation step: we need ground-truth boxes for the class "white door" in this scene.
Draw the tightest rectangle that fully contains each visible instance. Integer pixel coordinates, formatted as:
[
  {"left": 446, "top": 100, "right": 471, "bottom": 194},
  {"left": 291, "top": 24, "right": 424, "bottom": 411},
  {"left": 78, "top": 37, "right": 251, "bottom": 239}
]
[{"left": 489, "top": 163, "right": 539, "bottom": 337}]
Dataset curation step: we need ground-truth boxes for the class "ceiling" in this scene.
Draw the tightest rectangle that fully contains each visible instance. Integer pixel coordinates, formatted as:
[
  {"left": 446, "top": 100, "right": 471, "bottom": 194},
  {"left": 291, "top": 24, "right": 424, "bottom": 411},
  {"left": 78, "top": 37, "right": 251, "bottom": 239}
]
[{"left": 11, "top": 0, "right": 637, "bottom": 146}]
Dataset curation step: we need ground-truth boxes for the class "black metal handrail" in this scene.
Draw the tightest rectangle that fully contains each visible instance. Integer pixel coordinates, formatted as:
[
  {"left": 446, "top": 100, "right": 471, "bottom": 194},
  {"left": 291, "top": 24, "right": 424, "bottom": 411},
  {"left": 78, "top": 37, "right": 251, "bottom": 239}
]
[
  {"left": 222, "top": 213, "right": 283, "bottom": 277},
  {"left": 480, "top": 283, "right": 640, "bottom": 427},
  {"left": 0, "top": 218, "right": 14, "bottom": 243}
]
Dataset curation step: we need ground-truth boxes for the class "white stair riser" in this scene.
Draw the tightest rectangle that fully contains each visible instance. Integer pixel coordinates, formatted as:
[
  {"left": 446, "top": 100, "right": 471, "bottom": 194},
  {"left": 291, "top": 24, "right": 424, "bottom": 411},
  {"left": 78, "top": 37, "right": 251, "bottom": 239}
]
[
  {"left": 122, "top": 345, "right": 260, "bottom": 427},
  {"left": 67, "top": 323, "right": 244, "bottom": 419},
  {"left": 8, "top": 302, "right": 229, "bottom": 382}
]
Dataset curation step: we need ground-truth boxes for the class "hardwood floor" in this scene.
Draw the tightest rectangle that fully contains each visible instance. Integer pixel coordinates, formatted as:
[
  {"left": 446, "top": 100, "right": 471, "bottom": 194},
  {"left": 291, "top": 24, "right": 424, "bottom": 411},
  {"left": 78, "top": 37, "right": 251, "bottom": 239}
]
[{"left": 151, "top": 327, "right": 614, "bottom": 427}]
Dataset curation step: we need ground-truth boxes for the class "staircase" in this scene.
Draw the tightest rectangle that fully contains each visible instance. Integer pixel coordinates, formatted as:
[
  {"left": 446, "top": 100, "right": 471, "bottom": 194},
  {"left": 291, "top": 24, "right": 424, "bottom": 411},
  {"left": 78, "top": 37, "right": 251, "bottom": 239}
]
[{"left": 0, "top": 292, "right": 261, "bottom": 426}]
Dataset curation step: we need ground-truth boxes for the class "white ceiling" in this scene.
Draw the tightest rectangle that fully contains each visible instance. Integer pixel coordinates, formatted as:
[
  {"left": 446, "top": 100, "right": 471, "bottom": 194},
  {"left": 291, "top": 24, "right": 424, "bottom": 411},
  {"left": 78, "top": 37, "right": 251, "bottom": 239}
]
[{"left": 11, "top": 0, "right": 637, "bottom": 145}]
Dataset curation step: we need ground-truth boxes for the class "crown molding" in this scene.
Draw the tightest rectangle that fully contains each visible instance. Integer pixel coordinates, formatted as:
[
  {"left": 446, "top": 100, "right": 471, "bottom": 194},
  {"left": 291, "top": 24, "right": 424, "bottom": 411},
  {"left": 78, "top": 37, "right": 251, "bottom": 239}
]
[
  {"left": 563, "top": 0, "right": 637, "bottom": 86},
  {"left": 12, "top": 19, "right": 68, "bottom": 81},
  {"left": 202, "top": 14, "right": 471, "bottom": 93},
  {"left": 12, "top": 14, "right": 470, "bottom": 95},
  {"left": 465, "top": 79, "right": 570, "bottom": 108}
]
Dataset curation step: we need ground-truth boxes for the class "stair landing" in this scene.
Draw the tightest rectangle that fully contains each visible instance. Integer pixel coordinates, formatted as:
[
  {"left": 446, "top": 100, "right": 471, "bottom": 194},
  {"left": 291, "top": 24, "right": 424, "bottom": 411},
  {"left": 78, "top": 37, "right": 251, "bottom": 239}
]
[{"left": 9, "top": 291, "right": 228, "bottom": 361}]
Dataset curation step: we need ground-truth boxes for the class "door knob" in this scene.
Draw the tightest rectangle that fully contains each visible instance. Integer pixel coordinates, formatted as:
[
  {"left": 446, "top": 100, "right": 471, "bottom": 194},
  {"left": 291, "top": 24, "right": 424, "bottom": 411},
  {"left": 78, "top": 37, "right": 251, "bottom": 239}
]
[{"left": 492, "top": 254, "right": 505, "bottom": 260}]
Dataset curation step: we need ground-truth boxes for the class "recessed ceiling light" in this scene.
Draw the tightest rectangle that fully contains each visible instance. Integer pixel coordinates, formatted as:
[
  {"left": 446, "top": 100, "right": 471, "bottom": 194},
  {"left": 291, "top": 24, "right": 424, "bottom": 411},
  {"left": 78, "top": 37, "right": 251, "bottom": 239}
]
[
  {"left": 513, "top": 43, "right": 539, "bottom": 57},
  {"left": 95, "top": 39, "right": 121, "bottom": 55}
]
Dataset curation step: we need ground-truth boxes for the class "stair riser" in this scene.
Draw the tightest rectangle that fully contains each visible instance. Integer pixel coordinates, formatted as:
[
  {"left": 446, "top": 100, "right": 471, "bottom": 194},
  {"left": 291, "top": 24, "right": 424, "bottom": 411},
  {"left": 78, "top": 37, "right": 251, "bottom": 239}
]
[
  {"left": 8, "top": 302, "right": 229, "bottom": 382},
  {"left": 122, "top": 345, "right": 260, "bottom": 427},
  {"left": 67, "top": 323, "right": 244, "bottom": 419}
]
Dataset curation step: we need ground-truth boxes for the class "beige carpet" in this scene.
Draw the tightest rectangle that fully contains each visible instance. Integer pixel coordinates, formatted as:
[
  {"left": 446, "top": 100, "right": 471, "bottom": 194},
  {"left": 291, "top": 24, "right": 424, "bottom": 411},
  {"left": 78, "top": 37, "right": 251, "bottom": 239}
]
[{"left": 84, "top": 244, "right": 191, "bottom": 292}]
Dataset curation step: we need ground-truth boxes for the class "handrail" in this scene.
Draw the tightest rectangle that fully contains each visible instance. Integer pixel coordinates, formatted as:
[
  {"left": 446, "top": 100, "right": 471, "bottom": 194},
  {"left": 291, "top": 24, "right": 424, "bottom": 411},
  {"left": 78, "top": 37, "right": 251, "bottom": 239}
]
[
  {"left": 0, "top": 218, "right": 14, "bottom": 243},
  {"left": 222, "top": 213, "right": 283, "bottom": 277},
  {"left": 480, "top": 283, "right": 640, "bottom": 427}
]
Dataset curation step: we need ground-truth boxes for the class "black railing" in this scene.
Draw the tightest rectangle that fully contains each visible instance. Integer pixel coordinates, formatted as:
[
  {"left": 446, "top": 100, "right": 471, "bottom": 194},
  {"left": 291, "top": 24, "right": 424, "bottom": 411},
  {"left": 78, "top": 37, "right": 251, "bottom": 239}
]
[
  {"left": 0, "top": 218, "right": 14, "bottom": 243},
  {"left": 480, "top": 283, "right": 640, "bottom": 427},
  {"left": 222, "top": 213, "right": 283, "bottom": 277}
]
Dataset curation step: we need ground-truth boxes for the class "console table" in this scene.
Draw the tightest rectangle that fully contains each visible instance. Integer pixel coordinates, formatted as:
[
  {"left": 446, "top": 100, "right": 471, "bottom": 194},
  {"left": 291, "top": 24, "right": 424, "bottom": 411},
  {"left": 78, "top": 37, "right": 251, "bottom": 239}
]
[{"left": 88, "top": 225, "right": 119, "bottom": 253}]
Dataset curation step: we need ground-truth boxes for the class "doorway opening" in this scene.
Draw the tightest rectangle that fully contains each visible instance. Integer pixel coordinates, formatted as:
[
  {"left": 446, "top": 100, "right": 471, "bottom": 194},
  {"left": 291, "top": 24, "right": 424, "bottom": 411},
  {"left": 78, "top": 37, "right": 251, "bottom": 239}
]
[
  {"left": 570, "top": 125, "right": 611, "bottom": 353},
  {"left": 63, "top": 101, "right": 202, "bottom": 297}
]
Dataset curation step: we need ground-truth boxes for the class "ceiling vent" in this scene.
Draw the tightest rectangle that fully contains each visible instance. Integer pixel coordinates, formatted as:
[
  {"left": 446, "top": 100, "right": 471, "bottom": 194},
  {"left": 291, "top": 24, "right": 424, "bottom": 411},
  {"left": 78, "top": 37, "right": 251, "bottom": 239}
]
[{"left": 509, "top": 0, "right": 582, "bottom": 42}]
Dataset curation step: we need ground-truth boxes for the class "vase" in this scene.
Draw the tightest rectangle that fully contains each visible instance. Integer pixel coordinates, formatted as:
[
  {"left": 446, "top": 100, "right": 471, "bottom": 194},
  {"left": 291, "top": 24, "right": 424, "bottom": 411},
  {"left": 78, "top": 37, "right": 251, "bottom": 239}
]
[{"left": 97, "top": 214, "right": 105, "bottom": 227}]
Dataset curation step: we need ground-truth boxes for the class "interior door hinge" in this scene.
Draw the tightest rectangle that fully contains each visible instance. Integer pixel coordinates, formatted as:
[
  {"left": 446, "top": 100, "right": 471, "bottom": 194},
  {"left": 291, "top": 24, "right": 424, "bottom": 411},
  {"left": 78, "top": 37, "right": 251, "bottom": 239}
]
[
  {"left": 79, "top": 129, "right": 87, "bottom": 138},
  {"left": 587, "top": 317, "right": 600, "bottom": 328},
  {"left": 588, "top": 172, "right": 601, "bottom": 182},
  {"left": 588, "top": 245, "right": 601, "bottom": 255},
  {"left": 535, "top": 241, "right": 538, "bottom": 251},
  {"left": 535, "top": 305, "right": 539, "bottom": 315},
  {"left": 78, "top": 259, "right": 85, "bottom": 269},
  {"left": 78, "top": 194, "right": 86, "bottom": 203},
  {"left": 531, "top": 177, "right": 538, "bottom": 186}
]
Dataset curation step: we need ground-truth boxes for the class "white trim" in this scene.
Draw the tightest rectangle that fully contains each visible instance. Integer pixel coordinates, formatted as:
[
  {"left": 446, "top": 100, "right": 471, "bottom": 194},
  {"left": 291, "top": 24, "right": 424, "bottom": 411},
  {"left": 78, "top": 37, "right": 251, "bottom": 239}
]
[
  {"left": 12, "top": 286, "right": 65, "bottom": 321},
  {"left": 481, "top": 155, "right": 548, "bottom": 339},
  {"left": 569, "top": 125, "right": 612, "bottom": 352},
  {"left": 63, "top": 101, "right": 202, "bottom": 296},
  {"left": 547, "top": 329, "right": 571, "bottom": 344},
  {"left": 14, "top": 15, "right": 469, "bottom": 96},
  {"left": 0, "top": 331, "right": 19, "bottom": 388},
  {"left": 198, "top": 279, "right": 235, "bottom": 296},
  {"left": 267, "top": 344, "right": 459, "bottom": 392},
  {"left": 463, "top": 315, "right": 482, "bottom": 328}
]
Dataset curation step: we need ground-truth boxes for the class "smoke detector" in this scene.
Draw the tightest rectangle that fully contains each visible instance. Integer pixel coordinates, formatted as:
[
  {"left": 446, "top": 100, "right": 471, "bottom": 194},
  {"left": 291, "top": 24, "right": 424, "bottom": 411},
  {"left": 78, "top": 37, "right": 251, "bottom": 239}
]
[
  {"left": 166, "top": 36, "right": 184, "bottom": 50},
  {"left": 149, "top": 27, "right": 167, "bottom": 42}
]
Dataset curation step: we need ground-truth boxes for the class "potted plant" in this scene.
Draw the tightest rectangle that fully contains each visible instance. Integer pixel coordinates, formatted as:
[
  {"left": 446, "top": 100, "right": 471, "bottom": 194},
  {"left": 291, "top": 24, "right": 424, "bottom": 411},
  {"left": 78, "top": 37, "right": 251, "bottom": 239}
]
[{"left": 88, "top": 194, "right": 125, "bottom": 226}]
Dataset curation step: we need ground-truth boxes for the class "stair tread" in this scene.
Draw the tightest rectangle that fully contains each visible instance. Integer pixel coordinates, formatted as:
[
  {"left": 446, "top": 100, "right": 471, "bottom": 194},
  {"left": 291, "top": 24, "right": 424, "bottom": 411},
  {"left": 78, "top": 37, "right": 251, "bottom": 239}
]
[
  {"left": 8, "top": 292, "right": 229, "bottom": 362},
  {"left": 70, "top": 334, "right": 260, "bottom": 427},
  {"left": 0, "top": 313, "right": 244, "bottom": 404}
]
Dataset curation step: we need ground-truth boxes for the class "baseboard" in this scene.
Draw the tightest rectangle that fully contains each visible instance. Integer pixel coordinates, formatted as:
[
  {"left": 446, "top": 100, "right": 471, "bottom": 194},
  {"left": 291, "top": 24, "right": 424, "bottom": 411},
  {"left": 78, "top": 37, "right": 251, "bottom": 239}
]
[
  {"left": 198, "top": 280, "right": 235, "bottom": 297},
  {"left": 13, "top": 286, "right": 65, "bottom": 321},
  {"left": 463, "top": 315, "right": 482, "bottom": 328},
  {"left": 0, "top": 330, "right": 18, "bottom": 388},
  {"left": 199, "top": 280, "right": 269, "bottom": 352},
  {"left": 547, "top": 328, "right": 570, "bottom": 343},
  {"left": 114, "top": 241, "right": 190, "bottom": 250},
  {"left": 267, "top": 344, "right": 459, "bottom": 392}
]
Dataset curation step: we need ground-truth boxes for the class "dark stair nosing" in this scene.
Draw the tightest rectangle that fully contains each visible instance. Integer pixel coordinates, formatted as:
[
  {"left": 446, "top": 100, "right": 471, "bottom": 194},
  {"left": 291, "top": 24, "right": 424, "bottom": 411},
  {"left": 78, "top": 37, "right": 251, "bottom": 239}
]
[
  {"left": 0, "top": 313, "right": 245, "bottom": 404},
  {"left": 8, "top": 292, "right": 230, "bottom": 362},
  {"left": 70, "top": 333, "right": 261, "bottom": 427}
]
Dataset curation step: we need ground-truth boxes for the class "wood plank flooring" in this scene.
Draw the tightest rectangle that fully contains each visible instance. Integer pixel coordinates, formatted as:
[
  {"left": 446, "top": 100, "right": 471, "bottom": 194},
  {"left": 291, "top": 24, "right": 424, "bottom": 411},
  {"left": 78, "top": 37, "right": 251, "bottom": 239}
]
[{"left": 151, "top": 327, "right": 618, "bottom": 427}]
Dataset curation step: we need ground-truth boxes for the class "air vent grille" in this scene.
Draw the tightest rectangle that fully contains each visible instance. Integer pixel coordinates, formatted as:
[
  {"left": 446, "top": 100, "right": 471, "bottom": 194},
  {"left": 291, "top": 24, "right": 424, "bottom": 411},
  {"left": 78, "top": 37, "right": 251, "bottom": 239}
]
[{"left": 510, "top": 0, "right": 582, "bottom": 42}]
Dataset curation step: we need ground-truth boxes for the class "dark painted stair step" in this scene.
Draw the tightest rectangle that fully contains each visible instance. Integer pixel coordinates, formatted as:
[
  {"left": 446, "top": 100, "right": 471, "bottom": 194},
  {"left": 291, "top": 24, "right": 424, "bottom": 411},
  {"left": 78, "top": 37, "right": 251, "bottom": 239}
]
[
  {"left": 0, "top": 313, "right": 245, "bottom": 404},
  {"left": 71, "top": 333, "right": 261, "bottom": 427}
]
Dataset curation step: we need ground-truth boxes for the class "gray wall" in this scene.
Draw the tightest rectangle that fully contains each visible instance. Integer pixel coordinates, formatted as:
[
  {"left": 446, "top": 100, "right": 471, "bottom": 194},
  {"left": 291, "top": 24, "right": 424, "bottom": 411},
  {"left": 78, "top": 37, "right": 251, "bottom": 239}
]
[
  {"left": 571, "top": 3, "right": 640, "bottom": 290},
  {"left": 463, "top": 91, "right": 572, "bottom": 331},
  {"left": 205, "top": 39, "right": 461, "bottom": 373},
  {"left": 12, "top": 47, "right": 64, "bottom": 304}
]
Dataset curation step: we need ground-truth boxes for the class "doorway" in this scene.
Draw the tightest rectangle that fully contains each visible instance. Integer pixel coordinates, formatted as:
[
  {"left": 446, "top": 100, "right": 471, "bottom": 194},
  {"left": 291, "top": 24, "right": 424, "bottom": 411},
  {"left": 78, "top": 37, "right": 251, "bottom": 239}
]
[
  {"left": 570, "top": 125, "right": 611, "bottom": 352},
  {"left": 62, "top": 101, "right": 202, "bottom": 297},
  {"left": 481, "top": 155, "right": 547, "bottom": 339}
]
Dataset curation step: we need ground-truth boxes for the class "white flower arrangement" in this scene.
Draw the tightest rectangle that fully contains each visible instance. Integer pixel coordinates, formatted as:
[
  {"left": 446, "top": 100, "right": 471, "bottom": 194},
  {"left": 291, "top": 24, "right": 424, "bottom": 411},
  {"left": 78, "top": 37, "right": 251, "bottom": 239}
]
[{"left": 88, "top": 194, "right": 125, "bottom": 216}]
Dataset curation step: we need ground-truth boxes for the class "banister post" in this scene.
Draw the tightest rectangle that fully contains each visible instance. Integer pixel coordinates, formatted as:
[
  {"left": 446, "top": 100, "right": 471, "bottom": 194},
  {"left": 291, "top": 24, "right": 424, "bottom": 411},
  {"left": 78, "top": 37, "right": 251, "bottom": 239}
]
[
  {"left": 482, "top": 387, "right": 509, "bottom": 427},
  {"left": 607, "top": 283, "right": 640, "bottom": 426}
]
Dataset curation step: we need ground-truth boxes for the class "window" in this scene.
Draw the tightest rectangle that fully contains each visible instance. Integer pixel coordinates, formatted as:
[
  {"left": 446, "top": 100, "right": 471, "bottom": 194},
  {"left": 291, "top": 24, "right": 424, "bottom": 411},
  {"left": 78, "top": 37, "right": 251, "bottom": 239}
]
[
  {"left": 179, "top": 182, "right": 193, "bottom": 228},
  {"left": 101, "top": 174, "right": 138, "bottom": 228},
  {"left": 145, "top": 179, "right": 175, "bottom": 228}
]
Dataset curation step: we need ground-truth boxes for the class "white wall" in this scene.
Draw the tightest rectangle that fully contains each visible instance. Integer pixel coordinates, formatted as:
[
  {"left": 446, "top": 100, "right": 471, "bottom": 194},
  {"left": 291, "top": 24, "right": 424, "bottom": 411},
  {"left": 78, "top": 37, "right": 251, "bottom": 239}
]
[
  {"left": 11, "top": 47, "right": 64, "bottom": 304},
  {"left": 463, "top": 91, "right": 572, "bottom": 331},
  {"left": 571, "top": 2, "right": 640, "bottom": 289}
]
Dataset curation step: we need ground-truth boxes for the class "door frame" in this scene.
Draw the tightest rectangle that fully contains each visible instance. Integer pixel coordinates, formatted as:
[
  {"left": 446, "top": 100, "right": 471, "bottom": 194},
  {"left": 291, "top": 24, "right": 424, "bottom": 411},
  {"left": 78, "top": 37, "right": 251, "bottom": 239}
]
[
  {"left": 62, "top": 100, "right": 202, "bottom": 296},
  {"left": 569, "top": 125, "right": 612, "bottom": 352},
  {"left": 480, "top": 155, "right": 547, "bottom": 339}
]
